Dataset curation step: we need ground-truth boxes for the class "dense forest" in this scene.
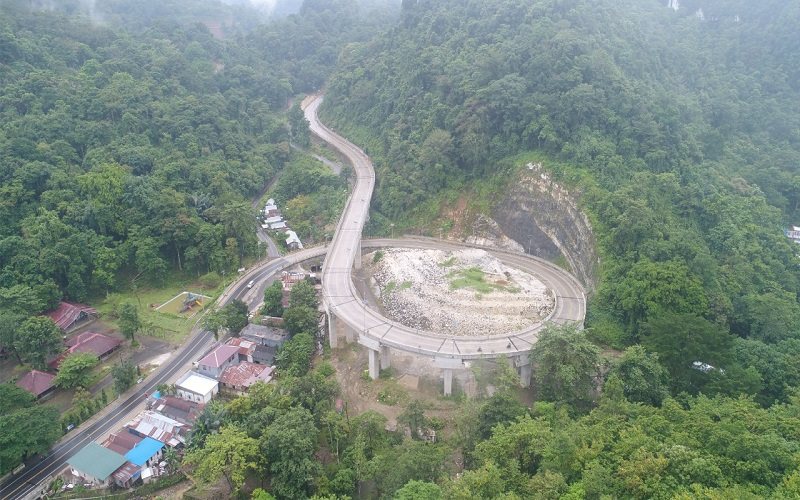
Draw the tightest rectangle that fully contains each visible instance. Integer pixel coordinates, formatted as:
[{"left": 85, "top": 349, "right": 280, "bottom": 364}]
[
  {"left": 323, "top": 0, "right": 800, "bottom": 402},
  {"left": 3, "top": 0, "right": 800, "bottom": 497},
  {"left": 0, "top": 0, "right": 396, "bottom": 476}
]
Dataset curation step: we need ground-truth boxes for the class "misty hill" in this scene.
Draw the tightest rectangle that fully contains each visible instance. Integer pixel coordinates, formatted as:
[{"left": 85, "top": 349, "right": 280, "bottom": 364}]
[{"left": 323, "top": 0, "right": 800, "bottom": 401}]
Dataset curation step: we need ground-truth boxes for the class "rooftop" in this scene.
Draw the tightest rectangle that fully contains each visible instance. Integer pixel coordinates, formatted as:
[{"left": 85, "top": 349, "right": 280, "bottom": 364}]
[
  {"left": 177, "top": 371, "right": 219, "bottom": 395},
  {"left": 111, "top": 462, "right": 141, "bottom": 484},
  {"left": 226, "top": 337, "right": 256, "bottom": 356},
  {"left": 51, "top": 332, "right": 122, "bottom": 369},
  {"left": 125, "top": 437, "right": 164, "bottom": 466},
  {"left": 102, "top": 431, "right": 143, "bottom": 455},
  {"left": 67, "top": 443, "right": 127, "bottom": 481},
  {"left": 45, "top": 301, "right": 97, "bottom": 331},
  {"left": 220, "top": 362, "right": 274, "bottom": 388},
  {"left": 240, "top": 323, "right": 289, "bottom": 345},
  {"left": 152, "top": 396, "right": 203, "bottom": 425},
  {"left": 198, "top": 344, "right": 239, "bottom": 368},
  {"left": 16, "top": 370, "right": 55, "bottom": 397}
]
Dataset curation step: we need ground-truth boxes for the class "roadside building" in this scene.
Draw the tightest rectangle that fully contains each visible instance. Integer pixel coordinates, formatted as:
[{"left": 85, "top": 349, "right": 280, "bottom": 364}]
[
  {"left": 241, "top": 323, "right": 289, "bottom": 348},
  {"left": 264, "top": 215, "right": 283, "bottom": 225},
  {"left": 126, "top": 411, "right": 187, "bottom": 447},
  {"left": 270, "top": 220, "right": 288, "bottom": 230},
  {"left": 45, "top": 301, "right": 97, "bottom": 332},
  {"left": 102, "top": 431, "right": 143, "bottom": 455},
  {"left": 175, "top": 371, "right": 219, "bottom": 404},
  {"left": 219, "top": 362, "right": 274, "bottom": 396},
  {"left": 110, "top": 461, "right": 141, "bottom": 489},
  {"left": 226, "top": 337, "right": 257, "bottom": 363},
  {"left": 16, "top": 369, "right": 55, "bottom": 399},
  {"left": 125, "top": 437, "right": 164, "bottom": 469},
  {"left": 196, "top": 344, "right": 239, "bottom": 378},
  {"left": 66, "top": 443, "right": 127, "bottom": 486},
  {"left": 264, "top": 199, "right": 279, "bottom": 218},
  {"left": 49, "top": 332, "right": 122, "bottom": 370},
  {"left": 150, "top": 396, "right": 203, "bottom": 425},
  {"left": 285, "top": 230, "right": 303, "bottom": 250}
]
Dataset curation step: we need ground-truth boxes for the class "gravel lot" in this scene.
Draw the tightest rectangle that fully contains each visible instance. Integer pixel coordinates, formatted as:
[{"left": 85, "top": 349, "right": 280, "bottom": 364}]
[{"left": 366, "top": 248, "right": 554, "bottom": 336}]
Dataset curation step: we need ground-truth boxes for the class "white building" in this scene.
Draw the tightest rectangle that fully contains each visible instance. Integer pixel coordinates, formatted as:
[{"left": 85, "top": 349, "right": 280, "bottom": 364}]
[
  {"left": 285, "top": 230, "right": 303, "bottom": 250},
  {"left": 175, "top": 371, "right": 218, "bottom": 404}
]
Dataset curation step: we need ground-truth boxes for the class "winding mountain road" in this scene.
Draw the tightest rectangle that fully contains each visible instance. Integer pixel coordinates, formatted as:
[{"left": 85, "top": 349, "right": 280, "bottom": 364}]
[{"left": 302, "top": 94, "right": 586, "bottom": 387}]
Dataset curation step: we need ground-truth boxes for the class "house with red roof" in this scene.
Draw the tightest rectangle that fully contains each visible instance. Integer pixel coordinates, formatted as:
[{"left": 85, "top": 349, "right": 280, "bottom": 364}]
[
  {"left": 49, "top": 332, "right": 122, "bottom": 370},
  {"left": 16, "top": 369, "right": 55, "bottom": 399},
  {"left": 196, "top": 344, "right": 239, "bottom": 378},
  {"left": 45, "top": 301, "right": 97, "bottom": 331},
  {"left": 226, "top": 337, "right": 257, "bottom": 363},
  {"left": 219, "top": 362, "right": 274, "bottom": 396}
]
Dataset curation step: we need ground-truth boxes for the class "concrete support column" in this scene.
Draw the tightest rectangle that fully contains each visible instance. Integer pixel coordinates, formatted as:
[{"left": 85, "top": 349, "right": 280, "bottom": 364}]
[
  {"left": 443, "top": 368, "right": 454, "bottom": 396},
  {"left": 380, "top": 346, "right": 391, "bottom": 370},
  {"left": 327, "top": 311, "right": 338, "bottom": 349},
  {"left": 368, "top": 348, "right": 380, "bottom": 380},
  {"left": 519, "top": 363, "right": 532, "bottom": 388},
  {"left": 354, "top": 239, "right": 362, "bottom": 269},
  {"left": 346, "top": 324, "right": 356, "bottom": 343}
]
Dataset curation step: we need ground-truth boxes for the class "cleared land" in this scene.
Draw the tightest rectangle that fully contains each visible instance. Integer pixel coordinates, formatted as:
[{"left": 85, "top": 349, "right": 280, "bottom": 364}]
[{"left": 366, "top": 248, "right": 554, "bottom": 336}]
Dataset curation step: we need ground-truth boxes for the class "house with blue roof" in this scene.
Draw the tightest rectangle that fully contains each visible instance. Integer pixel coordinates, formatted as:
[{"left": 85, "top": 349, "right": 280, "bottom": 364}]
[{"left": 124, "top": 436, "right": 164, "bottom": 468}]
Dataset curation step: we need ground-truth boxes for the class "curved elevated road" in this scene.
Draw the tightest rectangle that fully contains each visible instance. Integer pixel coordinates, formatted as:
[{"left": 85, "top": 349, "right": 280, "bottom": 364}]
[{"left": 302, "top": 95, "right": 586, "bottom": 389}]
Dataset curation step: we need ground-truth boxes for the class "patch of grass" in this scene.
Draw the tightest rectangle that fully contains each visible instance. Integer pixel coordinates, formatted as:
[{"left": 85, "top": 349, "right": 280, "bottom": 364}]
[
  {"left": 439, "top": 257, "right": 457, "bottom": 268},
  {"left": 372, "top": 250, "right": 385, "bottom": 263},
  {"left": 449, "top": 267, "right": 498, "bottom": 294},
  {"left": 400, "top": 280, "right": 412, "bottom": 290},
  {"left": 95, "top": 276, "right": 220, "bottom": 345},
  {"left": 377, "top": 383, "right": 408, "bottom": 406}
]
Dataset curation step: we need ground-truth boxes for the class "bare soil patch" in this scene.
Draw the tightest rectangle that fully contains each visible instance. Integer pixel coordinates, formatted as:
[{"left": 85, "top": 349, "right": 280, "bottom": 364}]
[{"left": 365, "top": 248, "right": 554, "bottom": 336}]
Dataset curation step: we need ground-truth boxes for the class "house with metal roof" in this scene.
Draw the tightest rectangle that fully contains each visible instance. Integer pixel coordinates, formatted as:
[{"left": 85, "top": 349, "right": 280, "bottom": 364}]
[
  {"left": 241, "top": 323, "right": 289, "bottom": 348},
  {"left": 220, "top": 362, "right": 274, "bottom": 396},
  {"left": 102, "top": 431, "right": 143, "bottom": 455},
  {"left": 126, "top": 411, "right": 187, "bottom": 447},
  {"left": 45, "top": 301, "right": 97, "bottom": 331},
  {"left": 16, "top": 369, "right": 55, "bottom": 399},
  {"left": 150, "top": 396, "right": 203, "bottom": 425},
  {"left": 66, "top": 442, "right": 127, "bottom": 486},
  {"left": 125, "top": 437, "right": 164, "bottom": 468},
  {"left": 49, "top": 332, "right": 122, "bottom": 370},
  {"left": 176, "top": 371, "right": 219, "bottom": 404},
  {"left": 196, "top": 344, "right": 239, "bottom": 378}
]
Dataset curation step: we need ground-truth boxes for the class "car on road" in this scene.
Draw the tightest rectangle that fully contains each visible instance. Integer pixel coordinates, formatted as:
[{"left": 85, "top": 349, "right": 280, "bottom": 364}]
[{"left": 246, "top": 280, "right": 255, "bottom": 289}]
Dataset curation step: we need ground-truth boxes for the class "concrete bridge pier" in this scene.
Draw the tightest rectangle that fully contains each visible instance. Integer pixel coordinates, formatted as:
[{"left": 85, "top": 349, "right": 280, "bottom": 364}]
[
  {"left": 435, "top": 357, "right": 464, "bottom": 396},
  {"left": 327, "top": 309, "right": 338, "bottom": 349},
  {"left": 368, "top": 348, "right": 380, "bottom": 379},
  {"left": 515, "top": 354, "right": 532, "bottom": 388},
  {"left": 380, "top": 346, "right": 391, "bottom": 370},
  {"left": 443, "top": 369, "right": 454, "bottom": 396}
]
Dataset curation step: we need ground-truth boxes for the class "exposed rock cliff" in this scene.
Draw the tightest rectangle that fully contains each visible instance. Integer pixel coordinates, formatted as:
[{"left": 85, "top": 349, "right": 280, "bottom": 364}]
[{"left": 490, "top": 163, "right": 598, "bottom": 292}]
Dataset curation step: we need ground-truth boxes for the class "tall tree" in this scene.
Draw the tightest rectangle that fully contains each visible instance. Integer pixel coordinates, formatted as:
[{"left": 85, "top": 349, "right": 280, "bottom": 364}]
[
  {"left": 14, "top": 317, "right": 62, "bottom": 370},
  {"left": 530, "top": 324, "right": 601, "bottom": 412},
  {"left": 262, "top": 280, "right": 284, "bottom": 317},
  {"left": 183, "top": 425, "right": 258, "bottom": 493},
  {"left": 607, "top": 345, "right": 670, "bottom": 406},
  {"left": 53, "top": 352, "right": 98, "bottom": 389},
  {"left": 118, "top": 302, "right": 140, "bottom": 342}
]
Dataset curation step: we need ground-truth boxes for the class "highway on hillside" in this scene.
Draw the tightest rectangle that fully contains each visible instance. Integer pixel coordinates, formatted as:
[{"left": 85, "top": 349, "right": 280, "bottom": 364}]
[
  {"left": 303, "top": 94, "right": 585, "bottom": 362},
  {"left": 0, "top": 272, "right": 275, "bottom": 500}
]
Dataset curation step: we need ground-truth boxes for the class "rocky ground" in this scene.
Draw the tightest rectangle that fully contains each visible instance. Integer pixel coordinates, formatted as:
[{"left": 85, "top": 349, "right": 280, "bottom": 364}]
[{"left": 365, "top": 248, "right": 554, "bottom": 337}]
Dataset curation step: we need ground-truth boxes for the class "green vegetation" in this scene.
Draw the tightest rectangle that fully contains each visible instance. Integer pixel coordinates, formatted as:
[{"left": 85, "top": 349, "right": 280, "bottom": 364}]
[
  {"left": 53, "top": 353, "right": 99, "bottom": 389},
  {"left": 448, "top": 267, "right": 509, "bottom": 294},
  {"left": 112, "top": 359, "right": 138, "bottom": 395},
  {"left": 0, "top": 385, "right": 61, "bottom": 475}
]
